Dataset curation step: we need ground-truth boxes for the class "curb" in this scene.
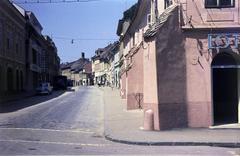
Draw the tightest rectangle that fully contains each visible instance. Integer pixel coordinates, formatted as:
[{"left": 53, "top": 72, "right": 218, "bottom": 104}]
[{"left": 105, "top": 134, "right": 240, "bottom": 148}]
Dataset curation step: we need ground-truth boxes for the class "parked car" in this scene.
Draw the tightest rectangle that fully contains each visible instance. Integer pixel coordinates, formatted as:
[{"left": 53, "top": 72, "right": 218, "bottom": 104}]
[
  {"left": 36, "top": 83, "right": 53, "bottom": 95},
  {"left": 53, "top": 76, "right": 67, "bottom": 90}
]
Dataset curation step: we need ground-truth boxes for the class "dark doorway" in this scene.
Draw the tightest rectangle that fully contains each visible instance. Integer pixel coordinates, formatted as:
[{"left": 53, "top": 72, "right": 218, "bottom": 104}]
[{"left": 212, "top": 52, "right": 239, "bottom": 125}]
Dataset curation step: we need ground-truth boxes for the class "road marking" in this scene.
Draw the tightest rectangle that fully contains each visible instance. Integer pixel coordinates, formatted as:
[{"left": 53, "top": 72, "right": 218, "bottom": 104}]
[
  {"left": 0, "top": 127, "right": 94, "bottom": 134},
  {"left": 0, "top": 139, "right": 108, "bottom": 147}
]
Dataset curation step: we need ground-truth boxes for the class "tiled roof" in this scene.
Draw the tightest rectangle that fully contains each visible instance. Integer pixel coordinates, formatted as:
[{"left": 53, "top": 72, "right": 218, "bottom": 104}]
[
  {"left": 144, "top": 4, "right": 178, "bottom": 38},
  {"left": 60, "top": 62, "right": 74, "bottom": 70},
  {"left": 61, "top": 58, "right": 90, "bottom": 73},
  {"left": 71, "top": 58, "right": 90, "bottom": 73},
  {"left": 92, "top": 42, "right": 119, "bottom": 62}
]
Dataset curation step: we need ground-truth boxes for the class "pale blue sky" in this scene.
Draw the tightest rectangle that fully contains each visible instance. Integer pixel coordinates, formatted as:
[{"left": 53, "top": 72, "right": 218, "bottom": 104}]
[{"left": 17, "top": 0, "right": 137, "bottom": 63}]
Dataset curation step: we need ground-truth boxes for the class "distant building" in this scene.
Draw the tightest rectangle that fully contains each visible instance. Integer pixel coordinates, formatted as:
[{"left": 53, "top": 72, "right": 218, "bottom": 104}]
[
  {"left": 61, "top": 53, "right": 92, "bottom": 86},
  {"left": 0, "top": 0, "right": 26, "bottom": 103},
  {"left": 25, "top": 11, "right": 60, "bottom": 91},
  {"left": 92, "top": 42, "right": 119, "bottom": 86},
  {"left": 110, "top": 43, "right": 120, "bottom": 88},
  {"left": 40, "top": 36, "right": 60, "bottom": 85}
]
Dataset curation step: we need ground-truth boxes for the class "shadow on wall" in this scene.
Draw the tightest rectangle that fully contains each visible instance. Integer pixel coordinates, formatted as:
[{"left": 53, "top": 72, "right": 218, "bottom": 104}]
[
  {"left": 155, "top": 8, "right": 188, "bottom": 130},
  {"left": 0, "top": 90, "right": 66, "bottom": 113}
]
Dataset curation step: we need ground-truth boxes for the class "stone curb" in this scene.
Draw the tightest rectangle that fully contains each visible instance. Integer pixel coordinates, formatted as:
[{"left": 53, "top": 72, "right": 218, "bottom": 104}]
[{"left": 104, "top": 134, "right": 240, "bottom": 148}]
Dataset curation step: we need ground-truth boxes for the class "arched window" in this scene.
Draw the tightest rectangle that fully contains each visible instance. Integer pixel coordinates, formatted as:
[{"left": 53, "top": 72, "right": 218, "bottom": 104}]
[
  {"left": 0, "top": 66, "right": 2, "bottom": 92},
  {"left": 7, "top": 67, "right": 13, "bottom": 92},
  {"left": 20, "top": 70, "right": 23, "bottom": 91},
  {"left": 16, "top": 69, "right": 19, "bottom": 91}
]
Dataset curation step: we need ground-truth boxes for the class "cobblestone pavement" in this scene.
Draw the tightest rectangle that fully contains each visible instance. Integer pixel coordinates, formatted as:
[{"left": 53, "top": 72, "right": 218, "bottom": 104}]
[{"left": 0, "top": 86, "right": 239, "bottom": 155}]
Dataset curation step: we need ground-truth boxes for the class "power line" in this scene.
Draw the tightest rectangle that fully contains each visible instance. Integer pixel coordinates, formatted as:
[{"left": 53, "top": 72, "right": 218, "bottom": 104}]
[
  {"left": 53, "top": 36, "right": 117, "bottom": 41},
  {"left": 51, "top": 36, "right": 117, "bottom": 44},
  {"left": 11, "top": 0, "right": 104, "bottom": 4}
]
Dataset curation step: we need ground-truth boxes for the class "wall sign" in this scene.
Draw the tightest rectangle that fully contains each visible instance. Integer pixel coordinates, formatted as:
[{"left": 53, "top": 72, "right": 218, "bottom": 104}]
[{"left": 208, "top": 33, "right": 239, "bottom": 49}]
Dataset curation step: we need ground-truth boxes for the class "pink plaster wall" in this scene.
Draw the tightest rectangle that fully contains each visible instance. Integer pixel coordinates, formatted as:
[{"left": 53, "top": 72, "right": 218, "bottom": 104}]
[
  {"left": 152, "top": 7, "right": 215, "bottom": 129},
  {"left": 120, "top": 73, "right": 127, "bottom": 99},
  {"left": 126, "top": 47, "right": 144, "bottom": 110},
  {"left": 181, "top": 0, "right": 240, "bottom": 28},
  {"left": 184, "top": 32, "right": 212, "bottom": 127},
  {"left": 143, "top": 39, "right": 160, "bottom": 130},
  {"left": 155, "top": 8, "right": 188, "bottom": 129}
]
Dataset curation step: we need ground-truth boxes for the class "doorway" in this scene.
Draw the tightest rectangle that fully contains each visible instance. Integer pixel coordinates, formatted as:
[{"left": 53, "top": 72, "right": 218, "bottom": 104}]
[{"left": 212, "top": 52, "right": 239, "bottom": 125}]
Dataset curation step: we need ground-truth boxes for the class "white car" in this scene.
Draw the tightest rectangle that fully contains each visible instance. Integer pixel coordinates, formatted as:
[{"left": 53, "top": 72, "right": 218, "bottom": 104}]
[{"left": 36, "top": 83, "right": 53, "bottom": 95}]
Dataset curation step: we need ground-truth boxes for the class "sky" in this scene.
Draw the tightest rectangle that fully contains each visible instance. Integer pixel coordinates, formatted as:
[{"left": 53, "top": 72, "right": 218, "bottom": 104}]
[{"left": 15, "top": 0, "right": 137, "bottom": 63}]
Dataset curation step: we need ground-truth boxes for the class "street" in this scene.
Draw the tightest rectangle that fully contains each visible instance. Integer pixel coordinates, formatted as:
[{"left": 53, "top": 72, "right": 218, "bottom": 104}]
[{"left": 0, "top": 86, "right": 239, "bottom": 155}]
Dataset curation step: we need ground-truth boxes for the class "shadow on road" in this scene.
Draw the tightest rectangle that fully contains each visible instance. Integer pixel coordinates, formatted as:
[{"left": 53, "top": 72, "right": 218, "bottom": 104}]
[{"left": 0, "top": 90, "right": 67, "bottom": 113}]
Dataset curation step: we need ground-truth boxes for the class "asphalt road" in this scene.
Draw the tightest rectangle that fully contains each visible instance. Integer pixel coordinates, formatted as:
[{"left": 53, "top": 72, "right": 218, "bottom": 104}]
[{"left": 0, "top": 86, "right": 239, "bottom": 155}]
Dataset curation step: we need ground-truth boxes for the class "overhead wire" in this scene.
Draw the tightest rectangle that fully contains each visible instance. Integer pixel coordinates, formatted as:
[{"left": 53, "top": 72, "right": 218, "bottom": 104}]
[
  {"left": 52, "top": 36, "right": 117, "bottom": 41},
  {"left": 51, "top": 36, "right": 117, "bottom": 44},
  {"left": 11, "top": 0, "right": 105, "bottom": 4}
]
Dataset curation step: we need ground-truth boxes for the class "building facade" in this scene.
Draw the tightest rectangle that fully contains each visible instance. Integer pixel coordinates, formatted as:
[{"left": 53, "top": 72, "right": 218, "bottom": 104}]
[
  {"left": 25, "top": 11, "right": 43, "bottom": 91},
  {"left": 40, "top": 36, "right": 60, "bottom": 85},
  {"left": 0, "top": 1, "right": 60, "bottom": 103},
  {"left": 119, "top": 0, "right": 240, "bottom": 130},
  {"left": 111, "top": 47, "right": 120, "bottom": 88},
  {"left": 61, "top": 53, "right": 92, "bottom": 86},
  {"left": 0, "top": 0, "right": 26, "bottom": 103},
  {"left": 92, "top": 43, "right": 118, "bottom": 86},
  {"left": 25, "top": 11, "right": 60, "bottom": 92},
  {"left": 118, "top": 0, "right": 150, "bottom": 110}
]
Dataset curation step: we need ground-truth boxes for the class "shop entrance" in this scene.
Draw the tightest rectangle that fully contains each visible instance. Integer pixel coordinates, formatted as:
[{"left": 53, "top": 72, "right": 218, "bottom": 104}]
[{"left": 212, "top": 52, "right": 239, "bottom": 125}]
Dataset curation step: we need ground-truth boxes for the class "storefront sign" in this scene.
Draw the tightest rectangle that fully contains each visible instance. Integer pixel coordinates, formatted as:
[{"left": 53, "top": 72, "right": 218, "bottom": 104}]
[{"left": 208, "top": 33, "right": 239, "bottom": 49}]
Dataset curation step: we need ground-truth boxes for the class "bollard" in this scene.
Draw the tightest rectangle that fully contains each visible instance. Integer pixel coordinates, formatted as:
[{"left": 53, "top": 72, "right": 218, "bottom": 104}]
[{"left": 143, "top": 109, "right": 154, "bottom": 131}]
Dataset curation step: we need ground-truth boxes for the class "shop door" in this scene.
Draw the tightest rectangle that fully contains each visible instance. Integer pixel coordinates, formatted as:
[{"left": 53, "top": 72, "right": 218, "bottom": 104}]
[{"left": 212, "top": 52, "right": 239, "bottom": 125}]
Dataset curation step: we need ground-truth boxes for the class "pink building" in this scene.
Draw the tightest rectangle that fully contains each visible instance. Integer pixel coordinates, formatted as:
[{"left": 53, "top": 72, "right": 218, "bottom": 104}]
[
  {"left": 120, "top": 0, "right": 240, "bottom": 130},
  {"left": 118, "top": 1, "right": 150, "bottom": 109}
]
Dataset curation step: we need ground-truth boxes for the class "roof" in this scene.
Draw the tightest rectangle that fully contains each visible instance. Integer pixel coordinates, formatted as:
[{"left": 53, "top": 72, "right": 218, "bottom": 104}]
[
  {"left": 70, "top": 58, "right": 90, "bottom": 73},
  {"left": 92, "top": 42, "right": 119, "bottom": 62},
  {"left": 60, "top": 62, "right": 74, "bottom": 70},
  {"left": 144, "top": 4, "right": 178, "bottom": 38},
  {"left": 116, "top": 3, "right": 138, "bottom": 36}
]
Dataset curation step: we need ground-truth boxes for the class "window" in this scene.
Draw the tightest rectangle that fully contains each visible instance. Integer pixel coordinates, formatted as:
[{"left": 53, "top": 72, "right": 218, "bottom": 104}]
[
  {"left": 132, "top": 34, "right": 135, "bottom": 46},
  {"left": 0, "top": 66, "right": 2, "bottom": 92},
  {"left": 32, "top": 49, "right": 37, "bottom": 64},
  {"left": 20, "top": 70, "right": 23, "bottom": 91},
  {"left": 7, "top": 38, "right": 10, "bottom": 50},
  {"left": 205, "top": 0, "right": 234, "bottom": 8},
  {"left": 0, "top": 20, "right": 2, "bottom": 50},
  {"left": 165, "top": 0, "right": 173, "bottom": 9},
  {"left": 16, "top": 43, "right": 19, "bottom": 53},
  {"left": 147, "top": 14, "right": 152, "bottom": 27}
]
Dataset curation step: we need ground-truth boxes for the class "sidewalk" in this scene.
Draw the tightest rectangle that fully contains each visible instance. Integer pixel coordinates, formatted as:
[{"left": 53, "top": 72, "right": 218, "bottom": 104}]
[
  {"left": 0, "top": 91, "right": 36, "bottom": 104},
  {"left": 103, "top": 87, "right": 240, "bottom": 148}
]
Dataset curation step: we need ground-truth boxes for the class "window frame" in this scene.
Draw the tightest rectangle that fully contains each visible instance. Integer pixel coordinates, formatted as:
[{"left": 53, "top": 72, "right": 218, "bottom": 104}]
[{"left": 205, "top": 0, "right": 235, "bottom": 8}]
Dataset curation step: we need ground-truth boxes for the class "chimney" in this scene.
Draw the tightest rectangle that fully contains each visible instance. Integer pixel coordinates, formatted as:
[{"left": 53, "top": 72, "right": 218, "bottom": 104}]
[{"left": 81, "top": 52, "right": 85, "bottom": 59}]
